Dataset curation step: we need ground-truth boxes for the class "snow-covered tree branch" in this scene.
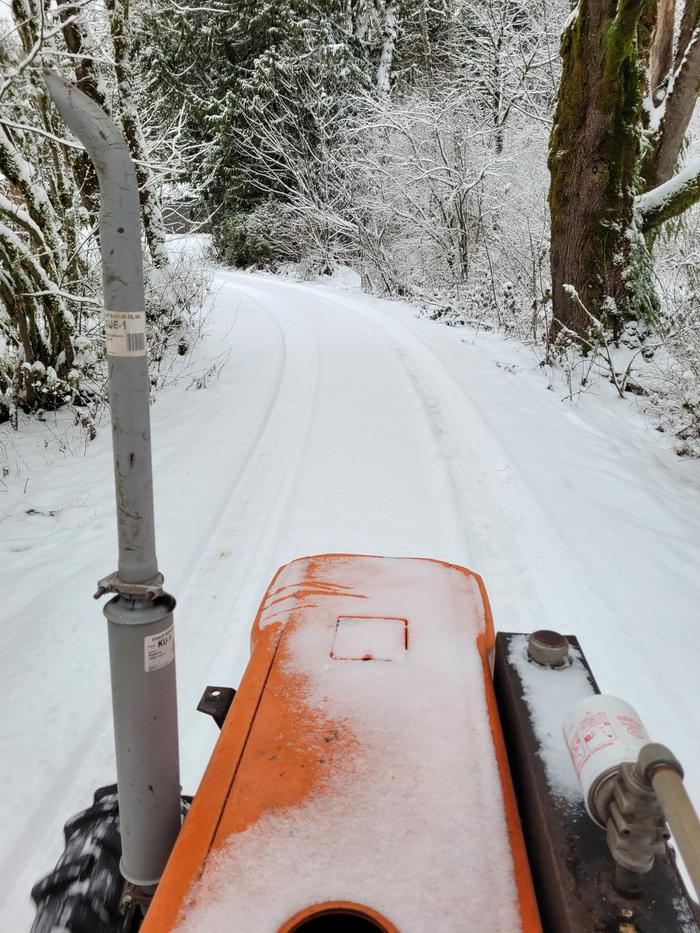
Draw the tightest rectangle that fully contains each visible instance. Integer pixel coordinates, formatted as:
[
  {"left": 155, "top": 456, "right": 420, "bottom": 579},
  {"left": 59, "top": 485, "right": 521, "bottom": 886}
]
[{"left": 637, "top": 157, "right": 700, "bottom": 230}]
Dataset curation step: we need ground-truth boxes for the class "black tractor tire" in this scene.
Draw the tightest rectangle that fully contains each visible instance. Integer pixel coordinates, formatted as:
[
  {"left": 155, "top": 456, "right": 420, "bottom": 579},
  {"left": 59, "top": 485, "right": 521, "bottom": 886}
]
[
  {"left": 30, "top": 786, "right": 191, "bottom": 933},
  {"left": 30, "top": 785, "right": 128, "bottom": 933}
]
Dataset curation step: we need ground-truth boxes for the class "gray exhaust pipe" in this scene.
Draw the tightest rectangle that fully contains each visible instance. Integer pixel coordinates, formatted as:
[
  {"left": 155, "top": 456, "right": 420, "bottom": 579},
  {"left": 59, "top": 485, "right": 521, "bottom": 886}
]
[{"left": 43, "top": 71, "right": 181, "bottom": 890}]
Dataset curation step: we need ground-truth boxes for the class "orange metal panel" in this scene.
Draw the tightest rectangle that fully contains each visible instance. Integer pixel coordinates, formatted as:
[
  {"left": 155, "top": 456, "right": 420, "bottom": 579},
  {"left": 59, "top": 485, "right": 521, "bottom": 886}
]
[{"left": 142, "top": 555, "right": 541, "bottom": 933}]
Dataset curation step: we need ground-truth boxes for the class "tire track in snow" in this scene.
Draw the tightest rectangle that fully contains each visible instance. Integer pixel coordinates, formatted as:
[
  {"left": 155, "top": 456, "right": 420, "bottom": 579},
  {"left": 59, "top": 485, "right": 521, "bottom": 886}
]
[
  {"left": 172, "top": 275, "right": 321, "bottom": 789},
  {"left": 340, "top": 296, "right": 691, "bottom": 714},
  {"left": 242, "top": 277, "right": 553, "bottom": 632},
  {"left": 255, "top": 279, "right": 696, "bottom": 752},
  {"left": 0, "top": 291, "right": 288, "bottom": 908},
  {"left": 165, "top": 282, "right": 290, "bottom": 596},
  {"left": 174, "top": 276, "right": 318, "bottom": 645},
  {"left": 337, "top": 294, "right": 552, "bottom": 630}
]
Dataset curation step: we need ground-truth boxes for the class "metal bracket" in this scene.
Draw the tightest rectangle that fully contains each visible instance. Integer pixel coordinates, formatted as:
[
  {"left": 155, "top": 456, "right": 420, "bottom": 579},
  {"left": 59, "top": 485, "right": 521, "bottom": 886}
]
[
  {"left": 94, "top": 571, "right": 165, "bottom": 603},
  {"left": 197, "top": 686, "right": 237, "bottom": 729},
  {"left": 119, "top": 881, "right": 152, "bottom": 930}
]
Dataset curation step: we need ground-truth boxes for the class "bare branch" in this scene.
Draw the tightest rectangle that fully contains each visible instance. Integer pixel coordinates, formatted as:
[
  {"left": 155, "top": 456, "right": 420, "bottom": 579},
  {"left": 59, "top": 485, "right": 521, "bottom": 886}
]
[{"left": 650, "top": 24, "right": 700, "bottom": 185}]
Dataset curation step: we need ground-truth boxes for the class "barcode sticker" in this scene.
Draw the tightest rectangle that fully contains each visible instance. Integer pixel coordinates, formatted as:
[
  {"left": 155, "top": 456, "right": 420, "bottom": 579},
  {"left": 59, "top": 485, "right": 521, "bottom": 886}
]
[
  {"left": 144, "top": 624, "right": 175, "bottom": 672},
  {"left": 104, "top": 310, "right": 147, "bottom": 357},
  {"left": 126, "top": 332, "right": 146, "bottom": 353}
]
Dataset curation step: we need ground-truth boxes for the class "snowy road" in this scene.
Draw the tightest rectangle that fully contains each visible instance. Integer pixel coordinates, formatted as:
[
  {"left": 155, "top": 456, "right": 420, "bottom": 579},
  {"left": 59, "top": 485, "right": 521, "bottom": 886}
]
[{"left": 2, "top": 266, "right": 700, "bottom": 925}]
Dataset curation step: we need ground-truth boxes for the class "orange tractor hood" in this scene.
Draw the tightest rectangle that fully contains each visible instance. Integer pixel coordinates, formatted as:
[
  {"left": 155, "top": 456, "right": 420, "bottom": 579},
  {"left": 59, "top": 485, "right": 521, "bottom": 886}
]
[{"left": 142, "top": 555, "right": 541, "bottom": 932}]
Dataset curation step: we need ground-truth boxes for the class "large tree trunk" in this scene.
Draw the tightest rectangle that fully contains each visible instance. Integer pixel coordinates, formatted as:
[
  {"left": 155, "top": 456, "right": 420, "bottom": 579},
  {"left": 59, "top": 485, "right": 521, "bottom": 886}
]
[
  {"left": 548, "top": 0, "right": 650, "bottom": 340},
  {"left": 377, "top": 2, "right": 397, "bottom": 94},
  {"left": 105, "top": 0, "right": 169, "bottom": 268},
  {"left": 56, "top": 0, "right": 109, "bottom": 228},
  {"left": 549, "top": 0, "right": 700, "bottom": 342}
]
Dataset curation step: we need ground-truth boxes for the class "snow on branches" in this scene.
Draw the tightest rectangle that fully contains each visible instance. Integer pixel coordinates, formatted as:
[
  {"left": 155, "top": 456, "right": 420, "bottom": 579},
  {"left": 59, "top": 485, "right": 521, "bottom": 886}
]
[{"left": 0, "top": 0, "right": 203, "bottom": 425}]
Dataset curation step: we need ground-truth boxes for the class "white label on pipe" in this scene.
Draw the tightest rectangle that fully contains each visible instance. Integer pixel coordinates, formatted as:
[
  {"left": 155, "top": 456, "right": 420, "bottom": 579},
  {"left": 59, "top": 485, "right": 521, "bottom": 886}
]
[
  {"left": 104, "top": 310, "right": 147, "bottom": 357},
  {"left": 144, "top": 624, "right": 174, "bottom": 672}
]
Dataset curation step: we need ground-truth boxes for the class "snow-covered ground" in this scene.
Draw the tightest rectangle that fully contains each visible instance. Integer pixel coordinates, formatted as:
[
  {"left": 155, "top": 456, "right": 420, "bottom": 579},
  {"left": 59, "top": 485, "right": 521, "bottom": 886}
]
[{"left": 1, "top": 253, "right": 699, "bottom": 926}]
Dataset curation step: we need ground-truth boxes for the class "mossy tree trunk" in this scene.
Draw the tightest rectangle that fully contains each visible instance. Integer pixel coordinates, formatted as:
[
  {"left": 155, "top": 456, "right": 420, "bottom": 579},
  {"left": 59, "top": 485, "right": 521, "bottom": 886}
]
[
  {"left": 549, "top": 0, "right": 700, "bottom": 342},
  {"left": 549, "top": 0, "right": 652, "bottom": 341}
]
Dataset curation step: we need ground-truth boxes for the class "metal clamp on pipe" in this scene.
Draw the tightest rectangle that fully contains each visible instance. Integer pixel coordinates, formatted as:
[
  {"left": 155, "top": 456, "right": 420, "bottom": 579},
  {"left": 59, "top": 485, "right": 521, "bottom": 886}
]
[
  {"left": 94, "top": 571, "right": 165, "bottom": 603},
  {"left": 606, "top": 757, "right": 669, "bottom": 895}
]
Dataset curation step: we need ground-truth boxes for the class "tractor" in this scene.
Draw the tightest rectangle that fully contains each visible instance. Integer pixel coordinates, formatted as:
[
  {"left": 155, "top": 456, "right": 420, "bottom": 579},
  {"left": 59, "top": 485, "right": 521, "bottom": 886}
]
[{"left": 29, "top": 73, "right": 700, "bottom": 933}]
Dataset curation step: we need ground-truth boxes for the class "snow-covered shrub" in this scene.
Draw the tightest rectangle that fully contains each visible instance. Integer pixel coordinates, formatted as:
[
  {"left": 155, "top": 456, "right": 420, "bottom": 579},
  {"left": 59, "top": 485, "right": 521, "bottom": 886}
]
[
  {"left": 214, "top": 201, "right": 304, "bottom": 270},
  {"left": 0, "top": 2, "right": 210, "bottom": 431},
  {"left": 215, "top": 208, "right": 276, "bottom": 269},
  {"left": 0, "top": 18, "right": 87, "bottom": 423},
  {"left": 523, "top": 202, "right": 700, "bottom": 456},
  {"left": 145, "top": 250, "right": 212, "bottom": 367},
  {"left": 638, "top": 209, "right": 700, "bottom": 455},
  {"left": 345, "top": 89, "right": 495, "bottom": 295},
  {"left": 335, "top": 86, "right": 553, "bottom": 341}
]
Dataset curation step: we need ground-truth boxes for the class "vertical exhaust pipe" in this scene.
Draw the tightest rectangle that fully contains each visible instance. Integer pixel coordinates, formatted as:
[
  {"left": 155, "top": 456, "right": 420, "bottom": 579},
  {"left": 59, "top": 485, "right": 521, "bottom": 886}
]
[{"left": 43, "top": 71, "right": 181, "bottom": 891}]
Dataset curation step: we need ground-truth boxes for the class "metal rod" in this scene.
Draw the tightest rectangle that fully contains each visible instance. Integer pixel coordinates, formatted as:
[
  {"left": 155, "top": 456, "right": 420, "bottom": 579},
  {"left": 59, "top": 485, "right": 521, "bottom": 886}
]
[
  {"left": 650, "top": 767, "right": 700, "bottom": 898},
  {"left": 43, "top": 70, "right": 181, "bottom": 890},
  {"left": 637, "top": 742, "right": 700, "bottom": 901}
]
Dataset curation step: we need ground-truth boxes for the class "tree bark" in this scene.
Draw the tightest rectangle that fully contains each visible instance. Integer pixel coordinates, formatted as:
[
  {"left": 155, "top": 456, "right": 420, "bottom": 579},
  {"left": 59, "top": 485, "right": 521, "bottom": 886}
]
[
  {"left": 420, "top": 0, "right": 434, "bottom": 92},
  {"left": 351, "top": 0, "right": 371, "bottom": 41},
  {"left": 105, "top": 0, "right": 169, "bottom": 268},
  {"left": 549, "top": 0, "right": 650, "bottom": 339},
  {"left": 56, "top": 0, "right": 109, "bottom": 227},
  {"left": 377, "top": 2, "right": 397, "bottom": 95},
  {"left": 645, "top": 17, "right": 700, "bottom": 187},
  {"left": 649, "top": 0, "right": 675, "bottom": 102},
  {"left": 675, "top": 0, "right": 700, "bottom": 71}
]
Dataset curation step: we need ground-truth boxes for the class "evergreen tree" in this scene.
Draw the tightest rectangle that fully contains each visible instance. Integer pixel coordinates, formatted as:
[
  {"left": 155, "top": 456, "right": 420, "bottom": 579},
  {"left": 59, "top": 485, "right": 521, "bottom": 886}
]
[{"left": 138, "top": 0, "right": 382, "bottom": 263}]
